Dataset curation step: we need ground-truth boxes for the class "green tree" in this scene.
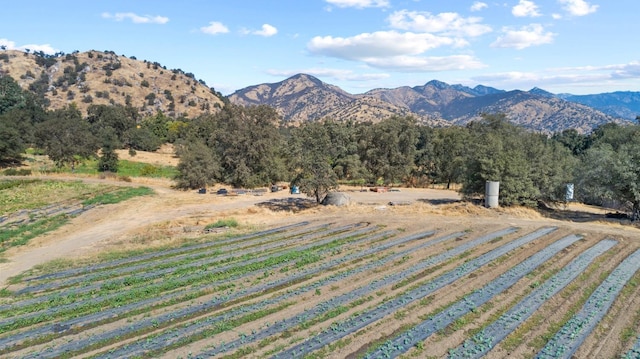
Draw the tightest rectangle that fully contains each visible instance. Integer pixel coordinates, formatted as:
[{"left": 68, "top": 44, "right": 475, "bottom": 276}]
[
  {"left": 430, "top": 126, "right": 470, "bottom": 189},
  {"left": 358, "top": 116, "right": 419, "bottom": 185},
  {"left": 123, "top": 126, "right": 162, "bottom": 152},
  {"left": 86, "top": 104, "right": 137, "bottom": 143},
  {"left": 97, "top": 131, "right": 119, "bottom": 172},
  {"left": 551, "top": 128, "right": 589, "bottom": 156},
  {"left": 460, "top": 113, "right": 575, "bottom": 206},
  {"left": 174, "top": 140, "right": 220, "bottom": 189},
  {"left": 576, "top": 124, "right": 640, "bottom": 218},
  {"left": 211, "top": 105, "right": 286, "bottom": 188},
  {"left": 36, "top": 104, "right": 98, "bottom": 168},
  {"left": 141, "top": 111, "right": 170, "bottom": 142},
  {"left": 323, "top": 119, "right": 367, "bottom": 183},
  {"left": 0, "top": 113, "right": 25, "bottom": 165},
  {"left": 289, "top": 122, "right": 338, "bottom": 203},
  {"left": 0, "top": 75, "right": 26, "bottom": 114}
]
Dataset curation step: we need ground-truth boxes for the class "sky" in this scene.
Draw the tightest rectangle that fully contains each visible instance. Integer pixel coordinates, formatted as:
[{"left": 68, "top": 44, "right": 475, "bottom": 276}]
[{"left": 1, "top": 0, "right": 639, "bottom": 96}]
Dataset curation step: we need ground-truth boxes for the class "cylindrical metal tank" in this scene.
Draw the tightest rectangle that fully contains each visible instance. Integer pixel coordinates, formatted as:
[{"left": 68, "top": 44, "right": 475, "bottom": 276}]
[
  {"left": 485, "top": 181, "right": 499, "bottom": 208},
  {"left": 565, "top": 183, "right": 574, "bottom": 202}
]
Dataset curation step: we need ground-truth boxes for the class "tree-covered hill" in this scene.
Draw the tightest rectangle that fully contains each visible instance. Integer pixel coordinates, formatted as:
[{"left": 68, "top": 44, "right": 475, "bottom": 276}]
[{"left": 0, "top": 49, "right": 225, "bottom": 118}]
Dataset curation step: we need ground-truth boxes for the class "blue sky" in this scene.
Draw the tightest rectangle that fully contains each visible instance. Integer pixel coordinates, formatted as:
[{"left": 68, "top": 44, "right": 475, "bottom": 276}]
[{"left": 1, "top": 0, "right": 638, "bottom": 95}]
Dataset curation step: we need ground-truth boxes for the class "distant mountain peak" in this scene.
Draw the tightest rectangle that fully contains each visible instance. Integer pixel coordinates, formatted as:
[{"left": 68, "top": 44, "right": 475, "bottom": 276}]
[
  {"left": 287, "top": 73, "right": 322, "bottom": 84},
  {"left": 425, "top": 79, "right": 451, "bottom": 89},
  {"left": 528, "top": 87, "right": 556, "bottom": 98}
]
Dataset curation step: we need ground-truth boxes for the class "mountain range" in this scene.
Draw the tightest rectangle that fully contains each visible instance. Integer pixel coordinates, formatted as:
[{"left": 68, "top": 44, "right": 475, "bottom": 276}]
[
  {"left": 230, "top": 74, "right": 637, "bottom": 133},
  {"left": 1, "top": 49, "right": 637, "bottom": 134}
]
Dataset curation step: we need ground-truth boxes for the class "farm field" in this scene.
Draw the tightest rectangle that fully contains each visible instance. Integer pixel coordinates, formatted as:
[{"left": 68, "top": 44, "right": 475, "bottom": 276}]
[{"left": 1, "top": 170, "right": 640, "bottom": 358}]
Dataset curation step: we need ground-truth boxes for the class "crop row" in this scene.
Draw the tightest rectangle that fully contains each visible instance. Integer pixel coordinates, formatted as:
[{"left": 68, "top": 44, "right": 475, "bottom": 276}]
[
  {"left": 364, "top": 234, "right": 594, "bottom": 358},
  {"left": 17, "top": 228, "right": 402, "bottom": 358},
  {"left": 0, "top": 223, "right": 386, "bottom": 350},
  {"left": 21, "top": 221, "right": 311, "bottom": 283},
  {"left": 15, "top": 222, "right": 340, "bottom": 295},
  {"left": 9, "top": 222, "right": 619, "bottom": 359},
  {"left": 7, "top": 225, "right": 511, "bottom": 358},
  {"left": 624, "top": 337, "right": 640, "bottom": 359},
  {"left": 1, "top": 223, "right": 370, "bottom": 318},
  {"left": 536, "top": 247, "right": 640, "bottom": 358},
  {"left": 271, "top": 227, "right": 558, "bottom": 358},
  {"left": 448, "top": 238, "right": 618, "bottom": 358},
  {"left": 2, "top": 221, "right": 316, "bottom": 312},
  {"left": 85, "top": 229, "right": 446, "bottom": 358}
]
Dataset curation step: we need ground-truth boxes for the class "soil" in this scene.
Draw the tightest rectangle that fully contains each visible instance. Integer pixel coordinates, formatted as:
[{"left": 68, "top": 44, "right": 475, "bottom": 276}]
[{"left": 3, "top": 149, "right": 640, "bottom": 358}]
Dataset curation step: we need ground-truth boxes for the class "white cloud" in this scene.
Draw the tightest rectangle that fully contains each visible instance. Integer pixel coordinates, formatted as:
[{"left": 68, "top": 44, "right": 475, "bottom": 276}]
[
  {"left": 470, "top": 2, "right": 488, "bottom": 12},
  {"left": 267, "top": 68, "right": 390, "bottom": 81},
  {"left": 387, "top": 10, "right": 492, "bottom": 37},
  {"left": 558, "top": 0, "right": 598, "bottom": 16},
  {"left": 364, "top": 55, "right": 486, "bottom": 72},
  {"left": 200, "top": 21, "right": 230, "bottom": 35},
  {"left": 20, "top": 43, "right": 58, "bottom": 54},
  {"left": 253, "top": 24, "right": 278, "bottom": 37},
  {"left": 0, "top": 38, "right": 57, "bottom": 54},
  {"left": 324, "top": 0, "right": 390, "bottom": 8},
  {"left": 472, "top": 61, "right": 640, "bottom": 93},
  {"left": 606, "top": 62, "right": 640, "bottom": 79},
  {"left": 491, "top": 24, "right": 555, "bottom": 49},
  {"left": 308, "top": 31, "right": 460, "bottom": 60},
  {"left": 0, "top": 38, "right": 16, "bottom": 49},
  {"left": 101, "top": 12, "right": 168, "bottom": 24},
  {"left": 512, "top": 0, "right": 542, "bottom": 17}
]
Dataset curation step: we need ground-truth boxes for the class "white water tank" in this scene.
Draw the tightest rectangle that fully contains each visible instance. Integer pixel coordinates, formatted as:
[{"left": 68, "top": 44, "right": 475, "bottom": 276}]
[{"left": 485, "top": 181, "right": 499, "bottom": 208}]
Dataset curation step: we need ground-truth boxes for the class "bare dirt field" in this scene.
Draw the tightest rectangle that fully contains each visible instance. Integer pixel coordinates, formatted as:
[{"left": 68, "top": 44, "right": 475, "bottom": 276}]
[{"left": 2, "top": 151, "right": 640, "bottom": 358}]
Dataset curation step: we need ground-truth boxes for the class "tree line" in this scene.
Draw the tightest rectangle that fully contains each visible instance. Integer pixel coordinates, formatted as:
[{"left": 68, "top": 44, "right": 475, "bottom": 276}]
[{"left": 2, "top": 74, "right": 640, "bottom": 215}]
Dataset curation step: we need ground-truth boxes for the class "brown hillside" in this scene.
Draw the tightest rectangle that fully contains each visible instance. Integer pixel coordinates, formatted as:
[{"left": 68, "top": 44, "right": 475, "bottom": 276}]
[
  {"left": 229, "top": 73, "right": 445, "bottom": 126},
  {"left": 0, "top": 50, "right": 225, "bottom": 118}
]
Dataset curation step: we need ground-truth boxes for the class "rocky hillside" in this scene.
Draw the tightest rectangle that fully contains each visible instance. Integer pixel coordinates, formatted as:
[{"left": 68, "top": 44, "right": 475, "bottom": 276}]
[
  {"left": 363, "top": 80, "right": 627, "bottom": 133},
  {"left": 231, "top": 74, "right": 630, "bottom": 133},
  {"left": 562, "top": 91, "right": 640, "bottom": 120},
  {"left": 0, "top": 50, "right": 225, "bottom": 118},
  {"left": 229, "top": 74, "right": 446, "bottom": 126}
]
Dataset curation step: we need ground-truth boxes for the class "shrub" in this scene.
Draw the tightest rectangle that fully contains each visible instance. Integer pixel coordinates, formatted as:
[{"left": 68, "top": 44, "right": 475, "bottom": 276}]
[
  {"left": 3, "top": 168, "right": 32, "bottom": 176},
  {"left": 204, "top": 218, "right": 238, "bottom": 230},
  {"left": 139, "top": 164, "right": 158, "bottom": 176}
]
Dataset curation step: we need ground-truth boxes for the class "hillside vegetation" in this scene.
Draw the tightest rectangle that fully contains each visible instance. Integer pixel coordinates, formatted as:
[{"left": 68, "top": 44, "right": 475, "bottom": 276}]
[{"left": 0, "top": 49, "right": 225, "bottom": 118}]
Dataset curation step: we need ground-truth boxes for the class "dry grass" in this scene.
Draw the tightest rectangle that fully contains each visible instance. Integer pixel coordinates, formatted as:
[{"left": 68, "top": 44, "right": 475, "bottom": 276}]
[
  {"left": 115, "top": 144, "right": 179, "bottom": 167},
  {"left": 1, "top": 50, "right": 224, "bottom": 118}
]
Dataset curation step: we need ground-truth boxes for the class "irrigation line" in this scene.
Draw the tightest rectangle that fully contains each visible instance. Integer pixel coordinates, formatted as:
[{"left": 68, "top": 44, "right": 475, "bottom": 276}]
[
  {"left": 194, "top": 228, "right": 526, "bottom": 358},
  {"left": 448, "top": 238, "right": 618, "bottom": 358},
  {"left": 20, "top": 221, "right": 312, "bottom": 283},
  {"left": 87, "top": 230, "right": 442, "bottom": 358},
  {"left": 1, "top": 225, "right": 384, "bottom": 351},
  {"left": 3, "top": 223, "right": 362, "bottom": 312},
  {"left": 272, "top": 227, "right": 561, "bottom": 358},
  {"left": 365, "top": 234, "right": 583, "bottom": 358},
  {"left": 14, "top": 222, "right": 344, "bottom": 295},
  {"left": 536, "top": 247, "right": 640, "bottom": 359},
  {"left": 0, "top": 224, "right": 374, "bottom": 330},
  {"left": 15, "top": 228, "right": 399, "bottom": 358},
  {"left": 188, "top": 231, "right": 467, "bottom": 359}
]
